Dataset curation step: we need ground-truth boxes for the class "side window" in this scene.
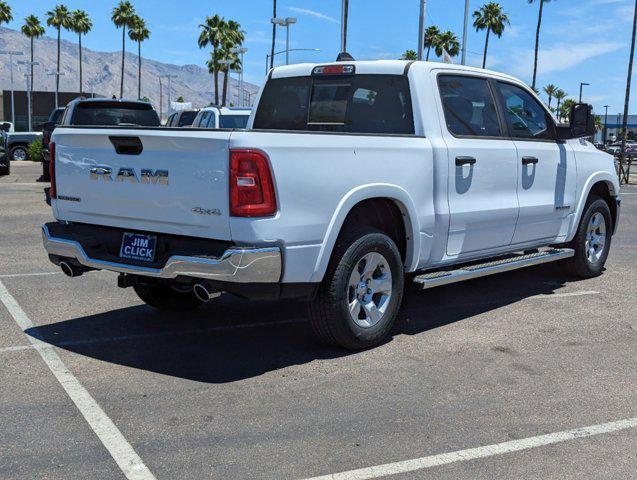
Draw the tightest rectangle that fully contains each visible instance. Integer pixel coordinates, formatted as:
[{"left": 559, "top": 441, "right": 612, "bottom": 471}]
[
  {"left": 206, "top": 112, "right": 217, "bottom": 128},
  {"left": 438, "top": 75, "right": 502, "bottom": 137},
  {"left": 197, "top": 111, "right": 210, "bottom": 128},
  {"left": 497, "top": 82, "right": 554, "bottom": 140}
]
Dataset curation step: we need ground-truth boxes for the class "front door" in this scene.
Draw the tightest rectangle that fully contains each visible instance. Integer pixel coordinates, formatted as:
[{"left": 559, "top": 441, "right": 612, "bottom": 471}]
[
  {"left": 495, "top": 81, "right": 577, "bottom": 244},
  {"left": 438, "top": 74, "right": 520, "bottom": 256}
]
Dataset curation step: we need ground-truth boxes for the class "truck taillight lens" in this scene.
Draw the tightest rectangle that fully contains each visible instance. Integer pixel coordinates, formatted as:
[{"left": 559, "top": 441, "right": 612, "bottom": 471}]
[
  {"left": 229, "top": 149, "right": 276, "bottom": 217},
  {"left": 49, "top": 142, "right": 56, "bottom": 199}
]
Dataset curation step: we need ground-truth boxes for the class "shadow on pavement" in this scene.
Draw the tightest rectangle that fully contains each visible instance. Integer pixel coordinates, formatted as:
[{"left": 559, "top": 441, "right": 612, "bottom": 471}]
[{"left": 27, "top": 263, "right": 576, "bottom": 383}]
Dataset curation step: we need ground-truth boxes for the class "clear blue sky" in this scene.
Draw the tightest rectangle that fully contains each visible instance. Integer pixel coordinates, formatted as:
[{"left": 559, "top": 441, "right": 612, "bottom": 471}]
[{"left": 6, "top": 0, "right": 636, "bottom": 114}]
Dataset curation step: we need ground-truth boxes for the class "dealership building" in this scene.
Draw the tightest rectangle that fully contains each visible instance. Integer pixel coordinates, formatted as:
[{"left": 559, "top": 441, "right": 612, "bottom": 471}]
[{"left": 1, "top": 90, "right": 89, "bottom": 131}]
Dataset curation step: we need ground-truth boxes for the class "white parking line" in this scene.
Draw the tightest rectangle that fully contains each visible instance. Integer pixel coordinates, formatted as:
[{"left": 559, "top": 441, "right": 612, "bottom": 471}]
[
  {"left": 0, "top": 280, "right": 157, "bottom": 480},
  {"left": 303, "top": 417, "right": 637, "bottom": 480},
  {"left": 0, "top": 272, "right": 61, "bottom": 279}
]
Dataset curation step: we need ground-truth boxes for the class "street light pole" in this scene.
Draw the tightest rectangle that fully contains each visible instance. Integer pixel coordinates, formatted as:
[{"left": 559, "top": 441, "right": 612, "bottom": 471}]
[
  {"left": 271, "top": 18, "right": 297, "bottom": 65},
  {"left": 341, "top": 0, "right": 347, "bottom": 52},
  {"left": 417, "top": 0, "right": 427, "bottom": 60},
  {"left": 461, "top": 0, "right": 470, "bottom": 65},
  {"left": 579, "top": 82, "right": 589, "bottom": 103},
  {"left": 231, "top": 47, "right": 248, "bottom": 106},
  {"left": 160, "top": 74, "right": 177, "bottom": 114},
  {"left": 0, "top": 50, "right": 24, "bottom": 126},
  {"left": 603, "top": 105, "right": 610, "bottom": 144},
  {"left": 265, "top": 48, "right": 321, "bottom": 75},
  {"left": 18, "top": 60, "right": 39, "bottom": 132},
  {"left": 47, "top": 71, "right": 66, "bottom": 108}
]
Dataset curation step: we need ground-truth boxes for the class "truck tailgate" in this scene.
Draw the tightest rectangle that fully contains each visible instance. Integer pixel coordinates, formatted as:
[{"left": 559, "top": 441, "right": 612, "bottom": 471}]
[{"left": 52, "top": 128, "right": 232, "bottom": 240}]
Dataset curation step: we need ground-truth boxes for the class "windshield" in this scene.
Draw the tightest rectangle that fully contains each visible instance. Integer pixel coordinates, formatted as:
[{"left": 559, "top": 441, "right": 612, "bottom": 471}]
[
  {"left": 219, "top": 114, "right": 249, "bottom": 129},
  {"left": 253, "top": 74, "right": 414, "bottom": 134},
  {"left": 71, "top": 102, "right": 160, "bottom": 127},
  {"left": 178, "top": 111, "right": 198, "bottom": 127}
]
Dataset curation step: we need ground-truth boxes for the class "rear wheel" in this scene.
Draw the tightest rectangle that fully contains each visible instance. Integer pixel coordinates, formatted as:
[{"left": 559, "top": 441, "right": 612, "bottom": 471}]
[
  {"left": 309, "top": 227, "right": 404, "bottom": 350},
  {"left": 10, "top": 145, "right": 27, "bottom": 162},
  {"left": 564, "top": 195, "right": 612, "bottom": 278},
  {"left": 133, "top": 283, "right": 204, "bottom": 311}
]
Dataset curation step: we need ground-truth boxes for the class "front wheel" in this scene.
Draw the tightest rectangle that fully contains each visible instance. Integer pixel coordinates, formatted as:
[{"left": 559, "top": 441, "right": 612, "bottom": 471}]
[
  {"left": 133, "top": 283, "right": 204, "bottom": 311},
  {"left": 10, "top": 145, "right": 28, "bottom": 162},
  {"left": 309, "top": 228, "right": 404, "bottom": 350},
  {"left": 564, "top": 195, "right": 612, "bottom": 278}
]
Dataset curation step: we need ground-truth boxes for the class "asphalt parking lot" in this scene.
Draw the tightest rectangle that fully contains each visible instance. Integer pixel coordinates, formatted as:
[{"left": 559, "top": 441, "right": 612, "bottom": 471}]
[{"left": 1, "top": 161, "right": 636, "bottom": 480}]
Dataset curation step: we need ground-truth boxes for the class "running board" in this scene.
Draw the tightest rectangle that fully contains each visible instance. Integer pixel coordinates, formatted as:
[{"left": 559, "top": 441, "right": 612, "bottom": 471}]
[{"left": 413, "top": 248, "right": 574, "bottom": 290}]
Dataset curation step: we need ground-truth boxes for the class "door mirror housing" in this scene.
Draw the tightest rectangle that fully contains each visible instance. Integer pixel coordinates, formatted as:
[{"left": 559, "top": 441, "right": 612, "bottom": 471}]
[{"left": 557, "top": 103, "right": 595, "bottom": 140}]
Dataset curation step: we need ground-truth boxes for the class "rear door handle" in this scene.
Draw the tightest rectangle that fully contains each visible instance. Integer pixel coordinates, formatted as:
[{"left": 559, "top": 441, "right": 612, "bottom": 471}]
[
  {"left": 522, "top": 156, "right": 539, "bottom": 165},
  {"left": 455, "top": 156, "right": 476, "bottom": 166}
]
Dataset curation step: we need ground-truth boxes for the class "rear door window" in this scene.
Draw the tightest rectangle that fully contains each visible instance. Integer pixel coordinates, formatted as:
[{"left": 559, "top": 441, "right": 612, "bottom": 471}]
[
  {"left": 438, "top": 75, "right": 502, "bottom": 137},
  {"left": 254, "top": 74, "right": 414, "bottom": 135},
  {"left": 71, "top": 102, "right": 160, "bottom": 127}
]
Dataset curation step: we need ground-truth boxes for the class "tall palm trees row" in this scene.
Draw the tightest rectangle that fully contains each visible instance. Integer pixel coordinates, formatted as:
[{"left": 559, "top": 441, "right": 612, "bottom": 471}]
[
  {"left": 0, "top": 1, "right": 150, "bottom": 100},
  {"left": 198, "top": 15, "right": 244, "bottom": 106}
]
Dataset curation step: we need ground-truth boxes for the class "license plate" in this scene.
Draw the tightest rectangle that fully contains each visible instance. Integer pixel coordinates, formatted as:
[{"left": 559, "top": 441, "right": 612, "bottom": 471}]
[{"left": 119, "top": 233, "right": 157, "bottom": 262}]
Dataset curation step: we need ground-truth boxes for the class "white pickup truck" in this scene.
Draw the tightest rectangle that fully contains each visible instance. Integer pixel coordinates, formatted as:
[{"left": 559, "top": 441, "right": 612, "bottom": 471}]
[{"left": 43, "top": 60, "right": 620, "bottom": 350}]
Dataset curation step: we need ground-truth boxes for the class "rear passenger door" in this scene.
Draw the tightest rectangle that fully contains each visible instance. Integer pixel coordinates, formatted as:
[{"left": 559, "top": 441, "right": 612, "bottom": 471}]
[
  {"left": 438, "top": 74, "right": 519, "bottom": 256},
  {"left": 494, "top": 82, "right": 576, "bottom": 244}
]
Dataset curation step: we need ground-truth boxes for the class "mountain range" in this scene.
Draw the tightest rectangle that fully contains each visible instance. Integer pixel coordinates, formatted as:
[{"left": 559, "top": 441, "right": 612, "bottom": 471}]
[{"left": 0, "top": 26, "right": 259, "bottom": 111}]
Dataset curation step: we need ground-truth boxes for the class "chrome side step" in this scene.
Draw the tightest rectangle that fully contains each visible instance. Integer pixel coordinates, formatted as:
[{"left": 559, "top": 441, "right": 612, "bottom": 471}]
[{"left": 413, "top": 248, "right": 575, "bottom": 290}]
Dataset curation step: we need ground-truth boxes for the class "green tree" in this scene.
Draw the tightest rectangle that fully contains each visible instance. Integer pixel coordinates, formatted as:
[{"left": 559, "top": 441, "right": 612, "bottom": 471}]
[
  {"left": 423, "top": 25, "right": 440, "bottom": 61},
  {"left": 543, "top": 83, "right": 557, "bottom": 108},
  {"left": 560, "top": 98, "right": 576, "bottom": 122},
  {"left": 472, "top": 2, "right": 509, "bottom": 69},
  {"left": 175, "top": 96, "right": 185, "bottom": 103},
  {"left": 434, "top": 30, "right": 460, "bottom": 58},
  {"left": 400, "top": 49, "right": 418, "bottom": 60},
  {"left": 528, "top": 0, "right": 554, "bottom": 89},
  {"left": 111, "top": 1, "right": 137, "bottom": 98},
  {"left": 128, "top": 15, "right": 150, "bottom": 100},
  {"left": 198, "top": 14, "right": 226, "bottom": 105},
  {"left": 0, "top": 1, "right": 13, "bottom": 24},
  {"left": 21, "top": 15, "right": 46, "bottom": 101},
  {"left": 69, "top": 10, "right": 92, "bottom": 95},
  {"left": 554, "top": 89, "right": 567, "bottom": 121},
  {"left": 46, "top": 5, "right": 71, "bottom": 99}
]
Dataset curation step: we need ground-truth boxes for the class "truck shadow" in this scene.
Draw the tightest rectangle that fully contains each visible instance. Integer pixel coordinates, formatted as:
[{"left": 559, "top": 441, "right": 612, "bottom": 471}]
[{"left": 26, "top": 263, "right": 579, "bottom": 384}]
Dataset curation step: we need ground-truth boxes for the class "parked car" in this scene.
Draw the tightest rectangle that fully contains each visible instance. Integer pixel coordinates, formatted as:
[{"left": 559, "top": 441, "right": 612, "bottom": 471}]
[
  {"left": 164, "top": 109, "right": 200, "bottom": 127},
  {"left": 43, "top": 59, "right": 620, "bottom": 350},
  {"left": 5, "top": 131, "right": 42, "bottom": 161},
  {"left": 39, "top": 107, "right": 66, "bottom": 182},
  {"left": 190, "top": 106, "right": 252, "bottom": 129},
  {"left": 0, "top": 122, "right": 9, "bottom": 176}
]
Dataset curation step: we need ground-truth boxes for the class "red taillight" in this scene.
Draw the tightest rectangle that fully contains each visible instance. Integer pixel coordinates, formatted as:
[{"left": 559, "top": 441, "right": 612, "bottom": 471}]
[
  {"left": 49, "top": 142, "right": 56, "bottom": 199},
  {"left": 229, "top": 149, "right": 276, "bottom": 217}
]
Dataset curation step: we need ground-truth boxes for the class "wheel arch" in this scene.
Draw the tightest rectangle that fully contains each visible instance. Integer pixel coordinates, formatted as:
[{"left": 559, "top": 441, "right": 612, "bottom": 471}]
[
  {"left": 569, "top": 173, "right": 619, "bottom": 240},
  {"left": 310, "top": 184, "right": 420, "bottom": 283}
]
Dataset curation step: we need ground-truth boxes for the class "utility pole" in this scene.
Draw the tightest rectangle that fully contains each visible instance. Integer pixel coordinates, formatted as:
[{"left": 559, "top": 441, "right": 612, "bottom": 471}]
[
  {"left": 461, "top": 0, "right": 470, "bottom": 65},
  {"left": 47, "top": 71, "right": 66, "bottom": 108},
  {"left": 603, "top": 105, "right": 610, "bottom": 145},
  {"left": 341, "top": 0, "right": 348, "bottom": 53},
  {"left": 417, "top": 0, "right": 427, "bottom": 60},
  {"left": 159, "top": 77, "right": 163, "bottom": 120},
  {"left": 160, "top": 74, "right": 177, "bottom": 115},
  {"left": 17, "top": 60, "right": 39, "bottom": 132},
  {"left": 0, "top": 50, "right": 24, "bottom": 126}
]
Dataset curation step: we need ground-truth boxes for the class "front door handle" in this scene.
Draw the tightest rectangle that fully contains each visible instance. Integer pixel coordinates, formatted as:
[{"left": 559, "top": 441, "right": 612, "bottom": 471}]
[
  {"left": 522, "top": 156, "right": 539, "bottom": 165},
  {"left": 455, "top": 156, "right": 477, "bottom": 166}
]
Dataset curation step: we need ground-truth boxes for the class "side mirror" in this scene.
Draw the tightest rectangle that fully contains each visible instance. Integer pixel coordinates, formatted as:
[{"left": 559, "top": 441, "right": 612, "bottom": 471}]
[{"left": 557, "top": 103, "right": 595, "bottom": 140}]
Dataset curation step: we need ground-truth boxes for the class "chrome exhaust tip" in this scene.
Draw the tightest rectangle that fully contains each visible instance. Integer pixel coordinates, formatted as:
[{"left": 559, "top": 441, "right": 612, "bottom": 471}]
[
  {"left": 193, "top": 283, "right": 220, "bottom": 302},
  {"left": 60, "top": 261, "right": 83, "bottom": 278}
]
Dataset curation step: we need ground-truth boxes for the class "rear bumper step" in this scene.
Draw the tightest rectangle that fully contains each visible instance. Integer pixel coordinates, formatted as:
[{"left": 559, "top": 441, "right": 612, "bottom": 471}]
[
  {"left": 413, "top": 248, "right": 574, "bottom": 289},
  {"left": 42, "top": 225, "right": 281, "bottom": 283}
]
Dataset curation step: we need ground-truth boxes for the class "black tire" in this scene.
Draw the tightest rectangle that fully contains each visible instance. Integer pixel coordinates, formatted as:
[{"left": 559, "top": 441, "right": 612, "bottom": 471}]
[
  {"left": 0, "top": 163, "right": 8, "bottom": 176},
  {"left": 309, "top": 227, "right": 405, "bottom": 350},
  {"left": 10, "top": 145, "right": 28, "bottom": 162},
  {"left": 133, "top": 283, "right": 204, "bottom": 311},
  {"left": 563, "top": 195, "right": 612, "bottom": 278}
]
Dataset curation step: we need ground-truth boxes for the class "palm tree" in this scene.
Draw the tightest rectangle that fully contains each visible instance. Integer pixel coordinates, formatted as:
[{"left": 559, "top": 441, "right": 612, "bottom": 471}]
[
  {"left": 46, "top": 5, "right": 71, "bottom": 99},
  {"left": 560, "top": 98, "right": 576, "bottom": 122},
  {"left": 400, "top": 50, "right": 418, "bottom": 60},
  {"left": 218, "top": 20, "right": 244, "bottom": 106},
  {"left": 270, "top": 0, "right": 277, "bottom": 69},
  {"left": 0, "top": 2, "right": 12, "bottom": 25},
  {"left": 111, "top": 1, "right": 137, "bottom": 98},
  {"left": 528, "top": 0, "right": 554, "bottom": 89},
  {"left": 199, "top": 14, "right": 226, "bottom": 105},
  {"left": 472, "top": 2, "right": 509, "bottom": 69},
  {"left": 543, "top": 83, "right": 557, "bottom": 108},
  {"left": 21, "top": 15, "right": 46, "bottom": 102},
  {"left": 128, "top": 16, "right": 150, "bottom": 100},
  {"left": 554, "top": 89, "right": 567, "bottom": 121},
  {"left": 423, "top": 25, "right": 440, "bottom": 61},
  {"left": 69, "top": 10, "right": 92, "bottom": 95},
  {"left": 434, "top": 30, "right": 460, "bottom": 58}
]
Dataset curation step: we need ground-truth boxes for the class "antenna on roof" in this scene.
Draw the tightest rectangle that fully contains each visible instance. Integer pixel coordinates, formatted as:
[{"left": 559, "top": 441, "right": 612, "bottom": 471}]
[{"left": 336, "top": 52, "right": 355, "bottom": 62}]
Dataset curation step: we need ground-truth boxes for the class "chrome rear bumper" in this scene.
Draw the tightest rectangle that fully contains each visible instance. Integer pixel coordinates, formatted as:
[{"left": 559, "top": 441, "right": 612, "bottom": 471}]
[{"left": 42, "top": 225, "right": 281, "bottom": 283}]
